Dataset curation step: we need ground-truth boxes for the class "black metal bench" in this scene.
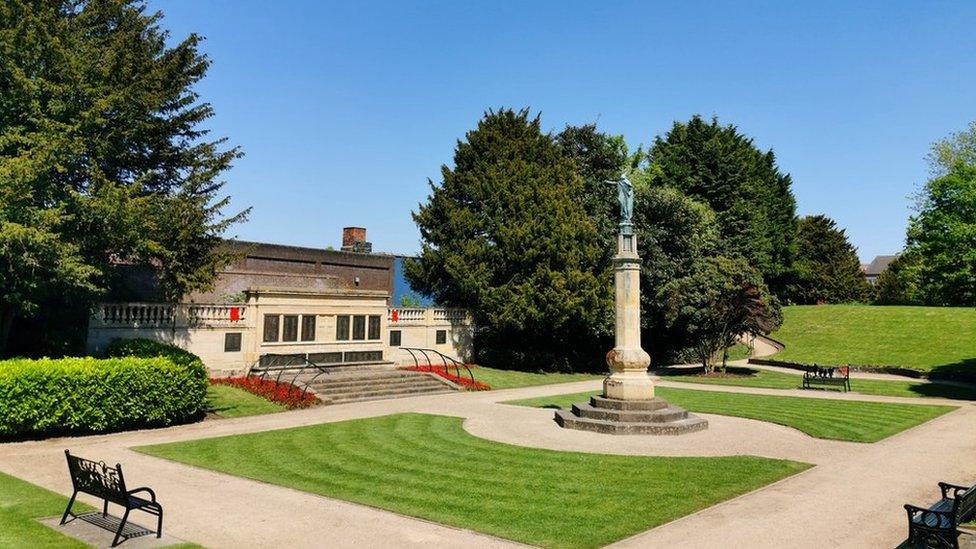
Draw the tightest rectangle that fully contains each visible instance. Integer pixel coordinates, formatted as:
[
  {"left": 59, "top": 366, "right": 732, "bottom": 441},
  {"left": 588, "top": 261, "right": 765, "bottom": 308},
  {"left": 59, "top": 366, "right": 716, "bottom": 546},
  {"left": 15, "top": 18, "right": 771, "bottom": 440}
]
[
  {"left": 905, "top": 482, "right": 976, "bottom": 548},
  {"left": 801, "top": 365, "right": 851, "bottom": 392},
  {"left": 60, "top": 450, "right": 163, "bottom": 547}
]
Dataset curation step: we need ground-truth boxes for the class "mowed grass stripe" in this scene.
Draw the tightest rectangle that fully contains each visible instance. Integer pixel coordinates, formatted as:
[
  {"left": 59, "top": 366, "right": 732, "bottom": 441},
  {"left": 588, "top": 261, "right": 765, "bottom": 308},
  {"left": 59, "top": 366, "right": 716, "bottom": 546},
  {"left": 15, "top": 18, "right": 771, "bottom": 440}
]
[
  {"left": 136, "top": 413, "right": 809, "bottom": 549},
  {"left": 507, "top": 387, "right": 956, "bottom": 443}
]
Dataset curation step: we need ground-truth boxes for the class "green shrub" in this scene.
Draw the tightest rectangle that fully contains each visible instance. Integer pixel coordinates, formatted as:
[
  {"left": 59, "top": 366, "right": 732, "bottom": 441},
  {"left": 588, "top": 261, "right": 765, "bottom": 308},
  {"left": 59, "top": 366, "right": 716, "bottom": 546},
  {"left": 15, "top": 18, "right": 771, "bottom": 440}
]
[
  {"left": 106, "top": 338, "right": 203, "bottom": 369},
  {"left": 0, "top": 354, "right": 207, "bottom": 439}
]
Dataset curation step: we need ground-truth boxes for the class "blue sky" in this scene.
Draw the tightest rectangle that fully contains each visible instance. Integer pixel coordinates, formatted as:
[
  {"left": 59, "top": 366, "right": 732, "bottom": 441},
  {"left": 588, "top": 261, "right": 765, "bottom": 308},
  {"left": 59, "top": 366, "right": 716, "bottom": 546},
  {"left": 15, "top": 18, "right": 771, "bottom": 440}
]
[{"left": 150, "top": 0, "right": 976, "bottom": 262}]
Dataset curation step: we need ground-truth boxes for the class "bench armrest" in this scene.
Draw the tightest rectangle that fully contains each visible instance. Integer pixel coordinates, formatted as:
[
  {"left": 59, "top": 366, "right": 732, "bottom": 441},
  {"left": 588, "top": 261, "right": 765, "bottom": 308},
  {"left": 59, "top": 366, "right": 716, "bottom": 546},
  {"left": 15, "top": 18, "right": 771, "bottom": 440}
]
[
  {"left": 939, "top": 482, "right": 971, "bottom": 500},
  {"left": 127, "top": 487, "right": 157, "bottom": 502},
  {"left": 905, "top": 503, "right": 954, "bottom": 529}
]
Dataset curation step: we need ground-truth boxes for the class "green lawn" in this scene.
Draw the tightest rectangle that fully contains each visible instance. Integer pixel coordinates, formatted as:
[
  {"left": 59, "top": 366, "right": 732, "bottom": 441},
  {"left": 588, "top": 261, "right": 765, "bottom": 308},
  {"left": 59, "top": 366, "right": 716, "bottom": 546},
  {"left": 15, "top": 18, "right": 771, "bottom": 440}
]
[
  {"left": 207, "top": 384, "right": 285, "bottom": 418},
  {"left": 658, "top": 366, "right": 976, "bottom": 401},
  {"left": 508, "top": 387, "right": 956, "bottom": 443},
  {"left": 137, "top": 413, "right": 808, "bottom": 548},
  {"left": 0, "top": 470, "right": 91, "bottom": 548},
  {"left": 471, "top": 365, "right": 601, "bottom": 390},
  {"left": 770, "top": 305, "right": 976, "bottom": 375}
]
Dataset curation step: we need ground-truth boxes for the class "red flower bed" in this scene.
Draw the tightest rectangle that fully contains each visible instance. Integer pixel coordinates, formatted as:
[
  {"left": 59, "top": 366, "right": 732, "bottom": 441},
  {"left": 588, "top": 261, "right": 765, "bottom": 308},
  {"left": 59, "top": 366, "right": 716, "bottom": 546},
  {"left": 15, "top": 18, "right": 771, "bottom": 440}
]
[
  {"left": 404, "top": 365, "right": 491, "bottom": 391},
  {"left": 211, "top": 376, "right": 319, "bottom": 408}
]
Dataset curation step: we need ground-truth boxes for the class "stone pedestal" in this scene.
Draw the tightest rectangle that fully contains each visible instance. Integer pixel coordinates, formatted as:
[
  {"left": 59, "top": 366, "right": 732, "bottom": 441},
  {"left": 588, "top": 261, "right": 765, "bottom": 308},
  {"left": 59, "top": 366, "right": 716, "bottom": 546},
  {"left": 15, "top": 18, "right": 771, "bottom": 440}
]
[{"left": 556, "top": 231, "right": 707, "bottom": 435}]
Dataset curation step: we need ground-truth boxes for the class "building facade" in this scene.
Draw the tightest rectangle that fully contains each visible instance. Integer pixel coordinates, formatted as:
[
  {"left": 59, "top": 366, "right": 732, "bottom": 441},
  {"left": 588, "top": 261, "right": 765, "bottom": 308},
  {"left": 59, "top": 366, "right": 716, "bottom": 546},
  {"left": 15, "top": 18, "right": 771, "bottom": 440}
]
[{"left": 87, "top": 228, "right": 472, "bottom": 375}]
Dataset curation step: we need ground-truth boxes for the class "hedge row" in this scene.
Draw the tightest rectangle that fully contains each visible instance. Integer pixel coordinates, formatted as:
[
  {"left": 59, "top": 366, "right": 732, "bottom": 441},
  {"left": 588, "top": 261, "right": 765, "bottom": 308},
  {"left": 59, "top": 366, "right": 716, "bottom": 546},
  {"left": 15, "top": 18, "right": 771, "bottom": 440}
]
[{"left": 0, "top": 339, "right": 208, "bottom": 439}]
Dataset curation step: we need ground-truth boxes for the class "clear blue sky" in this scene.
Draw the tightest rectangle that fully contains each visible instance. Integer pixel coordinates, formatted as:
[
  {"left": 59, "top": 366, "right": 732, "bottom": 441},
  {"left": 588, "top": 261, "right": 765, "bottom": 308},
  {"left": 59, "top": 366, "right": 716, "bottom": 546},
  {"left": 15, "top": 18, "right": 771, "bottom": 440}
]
[{"left": 150, "top": 0, "right": 975, "bottom": 262}]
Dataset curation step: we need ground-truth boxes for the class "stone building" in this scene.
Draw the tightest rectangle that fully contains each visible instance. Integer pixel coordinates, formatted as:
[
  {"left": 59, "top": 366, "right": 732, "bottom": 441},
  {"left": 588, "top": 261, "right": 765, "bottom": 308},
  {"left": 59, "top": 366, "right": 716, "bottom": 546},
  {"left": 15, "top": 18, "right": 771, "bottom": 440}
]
[{"left": 87, "top": 228, "right": 472, "bottom": 375}]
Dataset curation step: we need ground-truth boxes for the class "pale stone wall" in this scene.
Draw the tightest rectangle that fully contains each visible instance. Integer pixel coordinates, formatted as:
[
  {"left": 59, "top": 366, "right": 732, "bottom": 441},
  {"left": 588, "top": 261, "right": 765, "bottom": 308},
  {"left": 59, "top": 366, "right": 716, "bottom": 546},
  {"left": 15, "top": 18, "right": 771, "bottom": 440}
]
[{"left": 387, "top": 308, "right": 474, "bottom": 365}]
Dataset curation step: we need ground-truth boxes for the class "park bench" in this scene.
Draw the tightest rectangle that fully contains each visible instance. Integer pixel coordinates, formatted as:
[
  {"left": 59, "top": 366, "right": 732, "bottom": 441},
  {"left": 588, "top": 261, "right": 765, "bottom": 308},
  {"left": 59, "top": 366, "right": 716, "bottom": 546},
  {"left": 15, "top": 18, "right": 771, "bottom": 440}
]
[
  {"left": 801, "top": 364, "right": 851, "bottom": 392},
  {"left": 60, "top": 450, "right": 163, "bottom": 547},
  {"left": 905, "top": 482, "right": 976, "bottom": 548}
]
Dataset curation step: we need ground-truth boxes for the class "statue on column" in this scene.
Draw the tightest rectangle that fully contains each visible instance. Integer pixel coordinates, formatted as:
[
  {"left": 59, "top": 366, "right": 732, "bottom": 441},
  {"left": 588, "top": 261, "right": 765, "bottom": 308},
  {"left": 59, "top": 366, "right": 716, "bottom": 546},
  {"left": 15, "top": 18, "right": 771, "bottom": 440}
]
[{"left": 607, "top": 173, "right": 634, "bottom": 234}]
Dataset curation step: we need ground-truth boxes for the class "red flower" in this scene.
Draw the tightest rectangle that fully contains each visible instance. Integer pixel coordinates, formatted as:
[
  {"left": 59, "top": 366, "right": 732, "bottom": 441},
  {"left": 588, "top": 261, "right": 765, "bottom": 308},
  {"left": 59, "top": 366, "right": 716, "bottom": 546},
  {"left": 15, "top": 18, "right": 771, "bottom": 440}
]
[
  {"left": 210, "top": 377, "right": 319, "bottom": 408},
  {"left": 403, "top": 365, "right": 491, "bottom": 391}
]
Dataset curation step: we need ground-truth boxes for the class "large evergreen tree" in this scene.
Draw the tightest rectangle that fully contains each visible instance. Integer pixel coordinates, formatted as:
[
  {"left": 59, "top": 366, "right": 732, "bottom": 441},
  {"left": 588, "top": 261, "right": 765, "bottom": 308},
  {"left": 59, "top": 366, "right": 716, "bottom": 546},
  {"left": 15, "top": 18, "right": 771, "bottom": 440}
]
[
  {"left": 405, "top": 109, "right": 608, "bottom": 371},
  {"left": 786, "top": 215, "right": 870, "bottom": 304},
  {"left": 0, "top": 1, "right": 246, "bottom": 355},
  {"left": 645, "top": 116, "right": 797, "bottom": 295}
]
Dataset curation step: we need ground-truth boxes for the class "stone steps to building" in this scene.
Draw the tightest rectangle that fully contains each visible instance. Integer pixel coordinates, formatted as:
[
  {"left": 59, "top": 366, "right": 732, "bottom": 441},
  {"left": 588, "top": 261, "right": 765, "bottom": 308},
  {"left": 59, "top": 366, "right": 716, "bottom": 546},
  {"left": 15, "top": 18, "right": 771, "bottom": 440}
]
[
  {"left": 553, "top": 409, "right": 708, "bottom": 435},
  {"left": 327, "top": 386, "right": 456, "bottom": 405},
  {"left": 308, "top": 369, "right": 459, "bottom": 405}
]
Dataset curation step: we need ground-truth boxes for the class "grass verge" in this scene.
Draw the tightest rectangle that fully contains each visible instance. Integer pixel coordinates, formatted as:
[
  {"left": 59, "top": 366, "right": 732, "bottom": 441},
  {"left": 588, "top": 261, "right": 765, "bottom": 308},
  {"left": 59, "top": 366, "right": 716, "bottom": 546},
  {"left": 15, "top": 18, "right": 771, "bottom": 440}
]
[
  {"left": 658, "top": 366, "right": 976, "bottom": 401},
  {"left": 507, "top": 387, "right": 956, "bottom": 443},
  {"left": 0, "top": 470, "right": 91, "bottom": 548},
  {"left": 471, "top": 366, "right": 601, "bottom": 390},
  {"left": 771, "top": 305, "right": 976, "bottom": 375},
  {"left": 207, "top": 384, "right": 285, "bottom": 418},
  {"left": 136, "top": 413, "right": 809, "bottom": 548}
]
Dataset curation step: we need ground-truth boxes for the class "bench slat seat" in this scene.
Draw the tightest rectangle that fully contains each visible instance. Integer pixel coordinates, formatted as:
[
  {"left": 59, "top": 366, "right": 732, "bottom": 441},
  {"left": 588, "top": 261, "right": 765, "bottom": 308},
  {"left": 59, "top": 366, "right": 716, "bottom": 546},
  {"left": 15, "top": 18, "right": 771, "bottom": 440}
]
[
  {"left": 905, "top": 482, "right": 976, "bottom": 548},
  {"left": 60, "top": 450, "right": 163, "bottom": 547},
  {"left": 801, "top": 365, "right": 851, "bottom": 392}
]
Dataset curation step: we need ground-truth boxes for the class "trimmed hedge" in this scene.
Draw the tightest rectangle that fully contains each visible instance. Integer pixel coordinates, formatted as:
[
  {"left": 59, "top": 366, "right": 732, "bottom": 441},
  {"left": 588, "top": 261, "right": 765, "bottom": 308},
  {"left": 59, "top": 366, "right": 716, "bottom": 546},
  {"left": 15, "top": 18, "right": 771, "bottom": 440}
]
[
  {"left": 106, "top": 338, "right": 203, "bottom": 369},
  {"left": 0, "top": 340, "right": 208, "bottom": 439}
]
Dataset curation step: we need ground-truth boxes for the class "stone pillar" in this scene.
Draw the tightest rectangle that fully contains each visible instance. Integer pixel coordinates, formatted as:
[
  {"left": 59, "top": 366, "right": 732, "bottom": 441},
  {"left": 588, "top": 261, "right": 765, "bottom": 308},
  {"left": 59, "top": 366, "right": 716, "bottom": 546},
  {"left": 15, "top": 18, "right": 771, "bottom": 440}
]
[{"left": 603, "top": 231, "right": 654, "bottom": 400}]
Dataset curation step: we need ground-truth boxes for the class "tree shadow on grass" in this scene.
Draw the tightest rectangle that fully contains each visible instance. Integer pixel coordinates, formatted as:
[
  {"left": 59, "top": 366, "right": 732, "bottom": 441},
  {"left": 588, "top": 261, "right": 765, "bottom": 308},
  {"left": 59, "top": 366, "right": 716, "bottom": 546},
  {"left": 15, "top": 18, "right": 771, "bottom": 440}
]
[
  {"left": 655, "top": 365, "right": 763, "bottom": 378},
  {"left": 928, "top": 358, "right": 976, "bottom": 383}
]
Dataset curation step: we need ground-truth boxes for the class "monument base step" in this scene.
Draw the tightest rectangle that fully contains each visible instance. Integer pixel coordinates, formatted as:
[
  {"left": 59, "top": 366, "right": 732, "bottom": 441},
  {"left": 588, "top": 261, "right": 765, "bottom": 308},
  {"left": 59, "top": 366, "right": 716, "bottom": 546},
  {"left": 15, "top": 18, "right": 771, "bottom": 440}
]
[{"left": 555, "top": 396, "right": 708, "bottom": 435}]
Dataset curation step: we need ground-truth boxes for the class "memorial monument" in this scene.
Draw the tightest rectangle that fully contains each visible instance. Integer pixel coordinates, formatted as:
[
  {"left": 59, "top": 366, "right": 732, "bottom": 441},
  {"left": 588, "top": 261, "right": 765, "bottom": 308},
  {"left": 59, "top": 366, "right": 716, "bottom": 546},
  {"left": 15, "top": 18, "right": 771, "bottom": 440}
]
[{"left": 555, "top": 174, "right": 708, "bottom": 434}]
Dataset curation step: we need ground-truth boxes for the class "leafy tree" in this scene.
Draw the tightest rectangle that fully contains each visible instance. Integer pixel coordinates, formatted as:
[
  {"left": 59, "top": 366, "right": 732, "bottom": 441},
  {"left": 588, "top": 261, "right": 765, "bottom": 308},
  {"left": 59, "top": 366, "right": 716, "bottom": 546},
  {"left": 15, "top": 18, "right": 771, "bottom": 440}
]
[
  {"left": 405, "top": 109, "right": 608, "bottom": 371},
  {"left": 927, "top": 121, "right": 976, "bottom": 176},
  {"left": 786, "top": 215, "right": 870, "bottom": 304},
  {"left": 0, "top": 1, "right": 246, "bottom": 355},
  {"left": 398, "top": 294, "right": 424, "bottom": 308},
  {"left": 662, "top": 255, "right": 781, "bottom": 374},
  {"left": 632, "top": 186, "right": 720, "bottom": 364},
  {"left": 905, "top": 162, "right": 976, "bottom": 306},
  {"left": 645, "top": 116, "right": 797, "bottom": 295},
  {"left": 873, "top": 253, "right": 922, "bottom": 305}
]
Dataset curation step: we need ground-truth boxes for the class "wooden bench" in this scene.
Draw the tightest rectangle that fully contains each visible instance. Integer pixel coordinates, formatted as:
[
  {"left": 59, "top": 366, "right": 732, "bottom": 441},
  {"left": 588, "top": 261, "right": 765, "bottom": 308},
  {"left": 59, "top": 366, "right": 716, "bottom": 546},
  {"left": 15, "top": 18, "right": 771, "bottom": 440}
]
[
  {"left": 801, "top": 365, "right": 851, "bottom": 392},
  {"left": 60, "top": 450, "right": 163, "bottom": 547},
  {"left": 905, "top": 482, "right": 976, "bottom": 548}
]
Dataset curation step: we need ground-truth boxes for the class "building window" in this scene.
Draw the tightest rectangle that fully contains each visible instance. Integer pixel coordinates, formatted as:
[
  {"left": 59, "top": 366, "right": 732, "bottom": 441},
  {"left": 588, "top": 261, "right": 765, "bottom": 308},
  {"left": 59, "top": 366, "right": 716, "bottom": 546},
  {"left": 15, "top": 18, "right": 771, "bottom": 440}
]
[
  {"left": 352, "top": 315, "right": 366, "bottom": 340},
  {"left": 282, "top": 315, "right": 299, "bottom": 342},
  {"left": 436, "top": 330, "right": 447, "bottom": 345},
  {"left": 336, "top": 315, "right": 350, "bottom": 340},
  {"left": 224, "top": 333, "right": 242, "bottom": 352},
  {"left": 344, "top": 350, "right": 382, "bottom": 363},
  {"left": 263, "top": 315, "right": 280, "bottom": 343},
  {"left": 301, "top": 315, "right": 316, "bottom": 341},
  {"left": 368, "top": 315, "right": 381, "bottom": 340},
  {"left": 390, "top": 330, "right": 401, "bottom": 347}
]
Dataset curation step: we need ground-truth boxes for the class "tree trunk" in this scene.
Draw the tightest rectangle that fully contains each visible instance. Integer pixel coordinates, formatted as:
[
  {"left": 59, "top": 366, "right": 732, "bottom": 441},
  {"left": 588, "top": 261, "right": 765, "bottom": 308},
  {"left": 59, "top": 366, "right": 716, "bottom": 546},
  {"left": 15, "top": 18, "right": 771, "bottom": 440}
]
[{"left": 0, "top": 305, "right": 14, "bottom": 358}]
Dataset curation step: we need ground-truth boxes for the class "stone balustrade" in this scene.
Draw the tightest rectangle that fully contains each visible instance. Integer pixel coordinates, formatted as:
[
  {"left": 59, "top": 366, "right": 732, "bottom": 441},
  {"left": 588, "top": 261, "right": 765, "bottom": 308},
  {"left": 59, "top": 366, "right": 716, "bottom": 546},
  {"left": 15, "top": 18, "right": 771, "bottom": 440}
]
[
  {"left": 388, "top": 307, "right": 470, "bottom": 325},
  {"left": 91, "top": 302, "right": 247, "bottom": 328}
]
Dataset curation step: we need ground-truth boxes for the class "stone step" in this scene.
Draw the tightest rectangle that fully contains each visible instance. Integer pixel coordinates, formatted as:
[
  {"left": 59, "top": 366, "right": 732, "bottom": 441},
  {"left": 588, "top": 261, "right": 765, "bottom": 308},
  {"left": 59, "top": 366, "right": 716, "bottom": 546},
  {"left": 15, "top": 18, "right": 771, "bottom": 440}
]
[
  {"left": 294, "top": 370, "right": 424, "bottom": 384},
  {"left": 310, "top": 374, "right": 444, "bottom": 391},
  {"left": 589, "top": 395, "right": 670, "bottom": 411},
  {"left": 571, "top": 403, "right": 688, "bottom": 423},
  {"left": 327, "top": 386, "right": 456, "bottom": 405},
  {"left": 554, "top": 409, "right": 708, "bottom": 435},
  {"left": 316, "top": 379, "right": 450, "bottom": 397}
]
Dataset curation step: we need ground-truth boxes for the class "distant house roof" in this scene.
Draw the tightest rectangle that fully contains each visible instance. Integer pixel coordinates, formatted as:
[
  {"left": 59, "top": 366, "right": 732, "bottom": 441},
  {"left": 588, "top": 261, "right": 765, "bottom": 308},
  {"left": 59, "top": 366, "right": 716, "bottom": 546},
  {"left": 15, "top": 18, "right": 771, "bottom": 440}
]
[{"left": 864, "top": 255, "right": 898, "bottom": 276}]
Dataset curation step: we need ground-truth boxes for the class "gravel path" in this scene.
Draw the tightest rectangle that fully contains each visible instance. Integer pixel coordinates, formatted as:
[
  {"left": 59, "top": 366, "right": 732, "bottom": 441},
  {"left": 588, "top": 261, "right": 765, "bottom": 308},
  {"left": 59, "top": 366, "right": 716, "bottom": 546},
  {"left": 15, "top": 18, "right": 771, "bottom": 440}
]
[{"left": 0, "top": 379, "right": 973, "bottom": 548}]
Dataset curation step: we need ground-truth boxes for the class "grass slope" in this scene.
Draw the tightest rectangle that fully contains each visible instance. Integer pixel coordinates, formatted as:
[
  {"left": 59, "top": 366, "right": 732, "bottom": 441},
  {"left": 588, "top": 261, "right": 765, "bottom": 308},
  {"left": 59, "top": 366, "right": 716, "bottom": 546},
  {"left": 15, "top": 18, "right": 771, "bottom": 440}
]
[
  {"left": 207, "top": 384, "right": 285, "bottom": 418},
  {"left": 137, "top": 413, "right": 808, "bottom": 548},
  {"left": 0, "top": 470, "right": 92, "bottom": 548},
  {"left": 771, "top": 305, "right": 976, "bottom": 374},
  {"left": 471, "top": 366, "right": 600, "bottom": 390},
  {"left": 508, "top": 387, "right": 955, "bottom": 442},
  {"left": 659, "top": 366, "right": 976, "bottom": 401}
]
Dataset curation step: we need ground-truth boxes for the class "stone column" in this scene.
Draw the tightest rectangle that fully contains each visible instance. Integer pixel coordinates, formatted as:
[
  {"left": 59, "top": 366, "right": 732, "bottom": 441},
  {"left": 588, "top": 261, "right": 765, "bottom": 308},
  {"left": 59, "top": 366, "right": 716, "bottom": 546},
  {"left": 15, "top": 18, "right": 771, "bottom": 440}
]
[{"left": 603, "top": 231, "right": 654, "bottom": 400}]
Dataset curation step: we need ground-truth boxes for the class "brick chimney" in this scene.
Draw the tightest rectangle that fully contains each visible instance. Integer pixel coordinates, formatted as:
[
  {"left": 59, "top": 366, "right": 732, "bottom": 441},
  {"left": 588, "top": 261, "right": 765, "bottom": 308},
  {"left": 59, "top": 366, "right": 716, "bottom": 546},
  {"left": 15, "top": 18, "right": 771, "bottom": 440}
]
[{"left": 341, "top": 227, "right": 372, "bottom": 253}]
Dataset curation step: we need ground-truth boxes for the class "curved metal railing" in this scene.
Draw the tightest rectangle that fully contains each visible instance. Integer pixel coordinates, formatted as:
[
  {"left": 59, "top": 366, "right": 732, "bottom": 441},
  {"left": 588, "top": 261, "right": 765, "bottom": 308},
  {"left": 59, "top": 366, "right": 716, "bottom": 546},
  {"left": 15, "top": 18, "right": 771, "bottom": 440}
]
[
  {"left": 398, "top": 347, "right": 474, "bottom": 385},
  {"left": 246, "top": 354, "right": 333, "bottom": 399}
]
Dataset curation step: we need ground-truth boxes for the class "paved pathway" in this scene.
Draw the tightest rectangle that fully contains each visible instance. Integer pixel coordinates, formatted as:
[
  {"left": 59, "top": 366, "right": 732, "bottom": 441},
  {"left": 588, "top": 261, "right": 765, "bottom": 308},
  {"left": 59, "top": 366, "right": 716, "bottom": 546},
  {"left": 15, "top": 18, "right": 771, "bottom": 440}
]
[{"left": 1, "top": 379, "right": 974, "bottom": 548}]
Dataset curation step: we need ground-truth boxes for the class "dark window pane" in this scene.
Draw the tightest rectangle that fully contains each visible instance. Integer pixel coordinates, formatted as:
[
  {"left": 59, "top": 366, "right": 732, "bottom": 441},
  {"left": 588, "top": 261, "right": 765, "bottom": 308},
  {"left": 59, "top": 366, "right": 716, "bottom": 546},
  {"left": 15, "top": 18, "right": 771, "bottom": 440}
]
[
  {"left": 344, "top": 350, "right": 382, "bottom": 362},
  {"left": 389, "top": 330, "right": 401, "bottom": 347},
  {"left": 282, "top": 315, "right": 299, "bottom": 342},
  {"left": 224, "top": 333, "right": 242, "bottom": 352},
  {"left": 263, "top": 315, "right": 280, "bottom": 343},
  {"left": 301, "top": 315, "right": 316, "bottom": 341},
  {"left": 436, "top": 330, "right": 447, "bottom": 345},
  {"left": 368, "top": 315, "right": 381, "bottom": 340},
  {"left": 352, "top": 315, "right": 366, "bottom": 340},
  {"left": 336, "top": 316, "right": 350, "bottom": 340}
]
